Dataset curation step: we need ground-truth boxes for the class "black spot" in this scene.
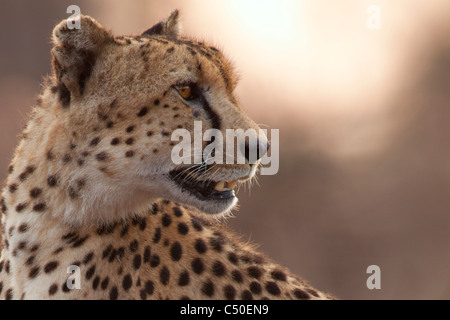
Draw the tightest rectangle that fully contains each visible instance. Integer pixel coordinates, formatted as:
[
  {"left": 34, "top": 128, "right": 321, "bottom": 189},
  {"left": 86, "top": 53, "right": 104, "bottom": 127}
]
[
  {"left": 247, "top": 266, "right": 263, "bottom": 279},
  {"left": 117, "top": 247, "right": 125, "bottom": 259},
  {"left": 153, "top": 227, "right": 161, "bottom": 243},
  {"left": 53, "top": 247, "right": 64, "bottom": 254},
  {"left": 120, "top": 224, "right": 129, "bottom": 237},
  {"left": 173, "top": 207, "right": 183, "bottom": 217},
  {"left": 29, "top": 188, "right": 42, "bottom": 198},
  {"left": 106, "top": 121, "right": 114, "bottom": 128},
  {"left": 90, "top": 137, "right": 100, "bottom": 146},
  {"left": 122, "top": 274, "right": 132, "bottom": 291},
  {"left": 137, "top": 106, "right": 148, "bottom": 117},
  {"left": 231, "top": 270, "right": 244, "bottom": 283},
  {"left": 111, "top": 138, "right": 120, "bottom": 145},
  {"left": 29, "top": 266, "right": 40, "bottom": 279},
  {"left": 138, "top": 218, "right": 147, "bottom": 231},
  {"left": 9, "top": 184, "right": 17, "bottom": 193},
  {"left": 150, "top": 254, "right": 160, "bottom": 268},
  {"left": 271, "top": 270, "right": 287, "bottom": 282},
  {"left": 154, "top": 99, "right": 160, "bottom": 106},
  {"left": 249, "top": 281, "right": 262, "bottom": 294},
  {"left": 125, "top": 150, "right": 135, "bottom": 158},
  {"left": 126, "top": 125, "right": 135, "bottom": 133},
  {"left": 8, "top": 165, "right": 13, "bottom": 174},
  {"left": 85, "top": 265, "right": 96, "bottom": 280},
  {"left": 83, "top": 252, "right": 94, "bottom": 265},
  {"left": 167, "top": 47, "right": 175, "bottom": 53},
  {"left": 101, "top": 277, "right": 109, "bottom": 290},
  {"left": 201, "top": 279, "right": 214, "bottom": 297},
  {"left": 16, "top": 203, "right": 27, "bottom": 213},
  {"left": 1, "top": 198, "right": 7, "bottom": 214},
  {"left": 191, "top": 258, "right": 204, "bottom": 275},
  {"left": 44, "top": 261, "right": 59, "bottom": 273},
  {"left": 49, "top": 284, "right": 58, "bottom": 295},
  {"left": 62, "top": 282, "right": 70, "bottom": 293},
  {"left": 293, "top": 288, "right": 310, "bottom": 299},
  {"left": 147, "top": 131, "right": 154, "bottom": 137},
  {"left": 133, "top": 254, "right": 142, "bottom": 270},
  {"left": 161, "top": 214, "right": 172, "bottom": 227},
  {"left": 125, "top": 137, "right": 135, "bottom": 145},
  {"left": 26, "top": 256, "right": 35, "bottom": 266},
  {"left": 177, "top": 223, "right": 189, "bottom": 235},
  {"left": 109, "top": 286, "right": 118, "bottom": 300},
  {"left": 102, "top": 245, "right": 113, "bottom": 259},
  {"left": 92, "top": 276, "right": 100, "bottom": 290},
  {"left": 143, "top": 246, "right": 151, "bottom": 263},
  {"left": 212, "top": 260, "right": 226, "bottom": 277},
  {"left": 265, "top": 281, "right": 281, "bottom": 296},
  {"left": 72, "top": 235, "right": 89, "bottom": 248},
  {"left": 18, "top": 223, "right": 29, "bottom": 233},
  {"left": 163, "top": 104, "right": 169, "bottom": 109},
  {"left": 145, "top": 280, "right": 154, "bottom": 295},
  {"left": 178, "top": 270, "right": 190, "bottom": 286},
  {"left": 160, "top": 266, "right": 170, "bottom": 285},
  {"left": 227, "top": 252, "right": 239, "bottom": 265},
  {"left": 170, "top": 242, "right": 182, "bottom": 261},
  {"left": 96, "top": 152, "right": 108, "bottom": 161},
  {"left": 129, "top": 239, "right": 138, "bottom": 252},
  {"left": 241, "top": 290, "right": 253, "bottom": 300},
  {"left": 224, "top": 285, "right": 236, "bottom": 300},
  {"left": 5, "top": 288, "right": 13, "bottom": 300}
]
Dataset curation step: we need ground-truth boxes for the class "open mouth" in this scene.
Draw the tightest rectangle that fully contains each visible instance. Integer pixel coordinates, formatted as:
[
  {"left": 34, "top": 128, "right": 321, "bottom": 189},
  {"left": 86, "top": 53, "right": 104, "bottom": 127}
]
[{"left": 169, "top": 168, "right": 240, "bottom": 201}]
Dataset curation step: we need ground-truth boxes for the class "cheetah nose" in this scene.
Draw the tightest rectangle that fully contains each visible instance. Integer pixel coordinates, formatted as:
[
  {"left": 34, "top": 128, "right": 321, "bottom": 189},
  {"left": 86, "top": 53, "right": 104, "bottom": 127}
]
[{"left": 243, "top": 139, "right": 270, "bottom": 164}]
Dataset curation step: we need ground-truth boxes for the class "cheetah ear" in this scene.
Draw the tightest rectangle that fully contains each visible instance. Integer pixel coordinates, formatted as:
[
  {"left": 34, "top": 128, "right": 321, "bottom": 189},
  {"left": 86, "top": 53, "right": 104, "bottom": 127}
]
[
  {"left": 51, "top": 15, "right": 113, "bottom": 100},
  {"left": 142, "top": 10, "right": 181, "bottom": 38}
]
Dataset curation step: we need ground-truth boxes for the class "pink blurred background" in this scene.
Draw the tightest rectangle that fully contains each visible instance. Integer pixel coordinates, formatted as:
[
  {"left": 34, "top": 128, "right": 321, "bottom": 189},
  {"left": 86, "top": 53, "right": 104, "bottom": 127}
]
[{"left": 1, "top": 0, "right": 450, "bottom": 299}]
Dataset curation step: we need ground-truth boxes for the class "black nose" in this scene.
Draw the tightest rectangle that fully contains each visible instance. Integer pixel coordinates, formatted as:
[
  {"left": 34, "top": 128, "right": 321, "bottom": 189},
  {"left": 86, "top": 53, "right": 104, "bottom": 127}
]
[{"left": 244, "top": 139, "right": 270, "bottom": 164}]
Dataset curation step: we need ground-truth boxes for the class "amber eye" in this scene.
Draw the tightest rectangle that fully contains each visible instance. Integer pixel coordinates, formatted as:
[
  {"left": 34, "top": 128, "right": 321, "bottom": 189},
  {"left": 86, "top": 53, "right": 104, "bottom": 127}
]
[{"left": 176, "top": 84, "right": 195, "bottom": 100}]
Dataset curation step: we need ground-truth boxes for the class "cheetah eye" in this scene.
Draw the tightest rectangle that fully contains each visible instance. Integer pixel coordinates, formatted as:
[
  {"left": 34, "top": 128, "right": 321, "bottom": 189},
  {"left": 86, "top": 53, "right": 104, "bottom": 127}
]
[{"left": 175, "top": 84, "right": 198, "bottom": 101}]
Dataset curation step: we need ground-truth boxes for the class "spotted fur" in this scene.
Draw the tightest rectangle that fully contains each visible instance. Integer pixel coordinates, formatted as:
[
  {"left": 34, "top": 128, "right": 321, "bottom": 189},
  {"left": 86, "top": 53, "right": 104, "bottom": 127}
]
[{"left": 0, "top": 11, "right": 333, "bottom": 300}]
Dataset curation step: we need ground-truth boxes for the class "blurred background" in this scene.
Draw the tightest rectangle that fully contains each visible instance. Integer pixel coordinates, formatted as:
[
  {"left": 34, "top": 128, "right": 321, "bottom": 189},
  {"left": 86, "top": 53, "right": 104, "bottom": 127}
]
[{"left": 1, "top": 0, "right": 450, "bottom": 299}]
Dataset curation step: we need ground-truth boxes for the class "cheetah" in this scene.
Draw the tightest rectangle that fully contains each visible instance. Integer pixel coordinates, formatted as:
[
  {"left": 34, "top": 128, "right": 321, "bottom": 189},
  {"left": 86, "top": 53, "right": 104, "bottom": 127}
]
[{"left": 0, "top": 10, "right": 333, "bottom": 300}]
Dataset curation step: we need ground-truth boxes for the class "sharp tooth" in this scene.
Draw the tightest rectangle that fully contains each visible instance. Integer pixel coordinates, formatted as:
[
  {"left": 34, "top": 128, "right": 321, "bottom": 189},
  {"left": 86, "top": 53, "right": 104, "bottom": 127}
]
[
  {"left": 214, "top": 181, "right": 225, "bottom": 192},
  {"left": 227, "top": 180, "right": 238, "bottom": 189}
]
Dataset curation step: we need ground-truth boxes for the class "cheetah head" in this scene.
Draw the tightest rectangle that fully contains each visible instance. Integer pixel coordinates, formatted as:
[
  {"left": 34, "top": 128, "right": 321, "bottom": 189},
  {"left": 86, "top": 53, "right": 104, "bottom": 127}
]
[{"left": 43, "top": 10, "right": 268, "bottom": 224}]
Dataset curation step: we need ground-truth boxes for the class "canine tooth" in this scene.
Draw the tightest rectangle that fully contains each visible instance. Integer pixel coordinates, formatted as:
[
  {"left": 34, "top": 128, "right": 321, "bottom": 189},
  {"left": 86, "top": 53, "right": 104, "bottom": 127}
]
[
  {"left": 214, "top": 181, "right": 225, "bottom": 192},
  {"left": 227, "top": 180, "right": 238, "bottom": 189}
]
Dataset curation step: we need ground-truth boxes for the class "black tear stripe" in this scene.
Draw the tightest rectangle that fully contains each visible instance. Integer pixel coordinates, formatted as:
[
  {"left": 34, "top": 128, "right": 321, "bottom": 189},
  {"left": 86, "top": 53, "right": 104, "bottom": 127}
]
[{"left": 199, "top": 95, "right": 221, "bottom": 131}]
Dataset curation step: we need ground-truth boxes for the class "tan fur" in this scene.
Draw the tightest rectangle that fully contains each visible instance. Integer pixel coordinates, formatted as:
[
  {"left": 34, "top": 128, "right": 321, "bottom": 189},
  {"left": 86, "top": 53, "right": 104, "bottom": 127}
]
[{"left": 0, "top": 11, "right": 333, "bottom": 300}]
